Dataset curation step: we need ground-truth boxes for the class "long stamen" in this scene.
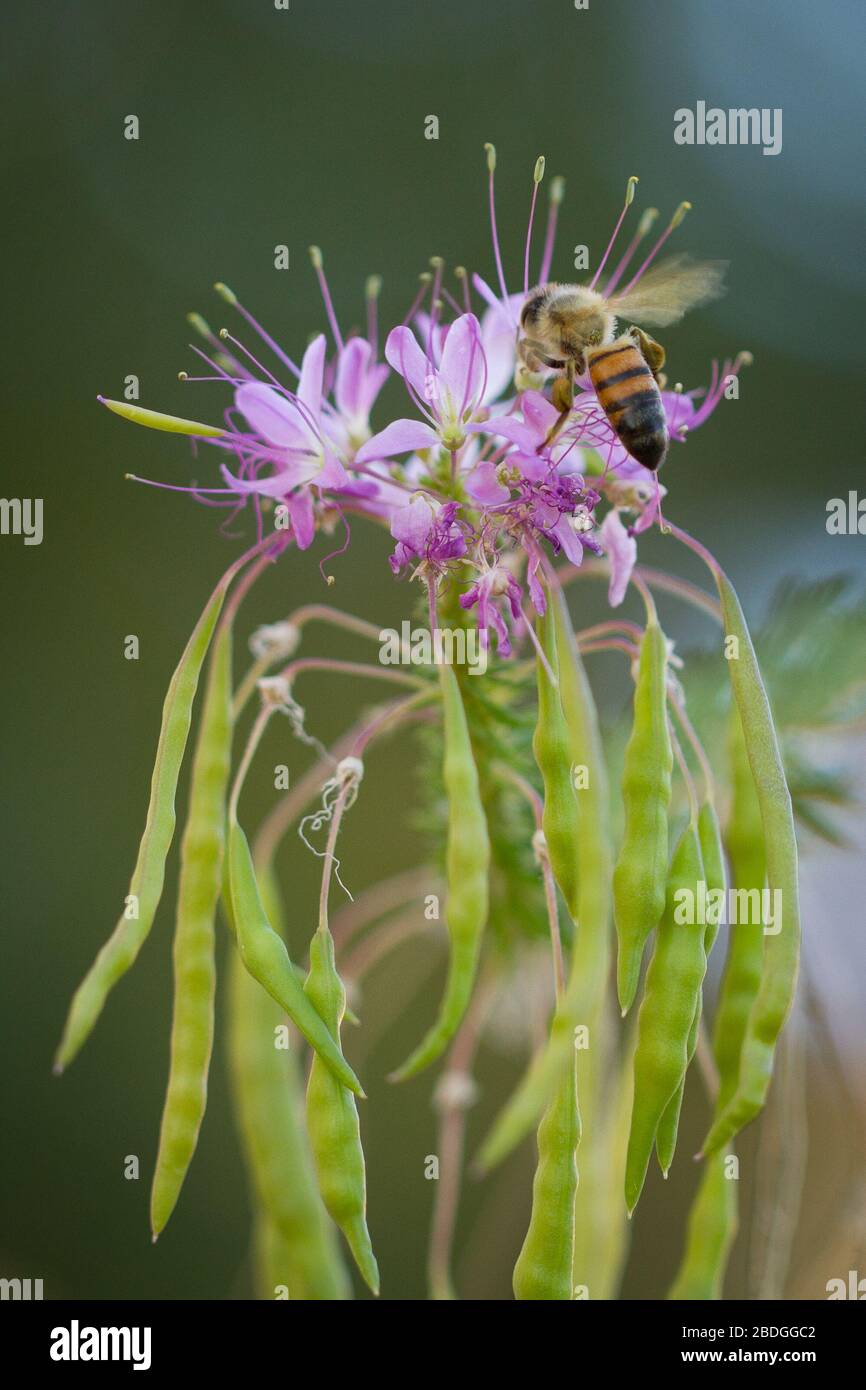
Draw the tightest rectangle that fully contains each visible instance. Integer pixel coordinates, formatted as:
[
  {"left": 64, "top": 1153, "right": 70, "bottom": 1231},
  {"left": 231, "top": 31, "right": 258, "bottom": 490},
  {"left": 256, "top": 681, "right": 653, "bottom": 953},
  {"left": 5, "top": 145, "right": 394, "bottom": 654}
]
[
  {"left": 428, "top": 257, "right": 445, "bottom": 357},
  {"left": 402, "top": 271, "right": 432, "bottom": 327},
  {"left": 365, "top": 274, "right": 382, "bottom": 357},
  {"left": 538, "top": 175, "right": 565, "bottom": 285},
  {"left": 588, "top": 175, "right": 639, "bottom": 291},
  {"left": 213, "top": 282, "right": 300, "bottom": 377},
  {"left": 523, "top": 156, "right": 545, "bottom": 295},
  {"left": 186, "top": 311, "right": 249, "bottom": 377},
  {"left": 483, "top": 143, "right": 512, "bottom": 313},
  {"left": 617, "top": 200, "right": 691, "bottom": 297},
  {"left": 454, "top": 266, "right": 471, "bottom": 314},
  {"left": 603, "top": 206, "right": 659, "bottom": 296},
  {"left": 125, "top": 474, "right": 238, "bottom": 496},
  {"left": 309, "top": 246, "right": 344, "bottom": 352},
  {"left": 219, "top": 329, "right": 284, "bottom": 388}
]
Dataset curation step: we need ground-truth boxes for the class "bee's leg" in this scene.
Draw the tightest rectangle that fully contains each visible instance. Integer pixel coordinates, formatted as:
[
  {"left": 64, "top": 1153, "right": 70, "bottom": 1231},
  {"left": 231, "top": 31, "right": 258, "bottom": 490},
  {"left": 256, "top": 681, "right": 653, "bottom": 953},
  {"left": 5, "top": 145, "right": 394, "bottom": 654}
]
[
  {"left": 538, "top": 358, "right": 577, "bottom": 453},
  {"left": 627, "top": 325, "right": 666, "bottom": 379},
  {"left": 520, "top": 338, "right": 566, "bottom": 372}
]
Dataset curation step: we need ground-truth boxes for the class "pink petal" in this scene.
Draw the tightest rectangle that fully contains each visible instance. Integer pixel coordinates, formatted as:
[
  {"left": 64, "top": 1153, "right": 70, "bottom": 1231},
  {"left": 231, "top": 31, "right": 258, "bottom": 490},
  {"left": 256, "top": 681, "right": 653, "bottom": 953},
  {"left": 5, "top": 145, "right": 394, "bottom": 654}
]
[
  {"left": 385, "top": 325, "right": 430, "bottom": 401},
  {"left": 600, "top": 509, "right": 637, "bottom": 607},
  {"left": 465, "top": 460, "right": 510, "bottom": 505},
  {"left": 318, "top": 452, "right": 350, "bottom": 490},
  {"left": 220, "top": 459, "right": 318, "bottom": 498},
  {"left": 335, "top": 338, "right": 372, "bottom": 420},
  {"left": 235, "top": 383, "right": 308, "bottom": 450},
  {"left": 438, "top": 314, "right": 485, "bottom": 413},
  {"left": 390, "top": 497, "right": 435, "bottom": 549},
  {"left": 471, "top": 415, "right": 538, "bottom": 453},
  {"left": 552, "top": 515, "right": 586, "bottom": 566},
  {"left": 521, "top": 390, "right": 561, "bottom": 440},
  {"left": 287, "top": 489, "right": 316, "bottom": 550},
  {"left": 355, "top": 418, "right": 439, "bottom": 463},
  {"left": 298, "top": 335, "right": 327, "bottom": 418}
]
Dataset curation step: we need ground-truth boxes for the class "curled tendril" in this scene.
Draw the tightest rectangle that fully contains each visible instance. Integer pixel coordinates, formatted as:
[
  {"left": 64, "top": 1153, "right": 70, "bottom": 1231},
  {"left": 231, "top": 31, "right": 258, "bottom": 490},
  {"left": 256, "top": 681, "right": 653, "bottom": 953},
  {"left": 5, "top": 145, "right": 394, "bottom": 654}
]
[{"left": 298, "top": 758, "right": 365, "bottom": 901}]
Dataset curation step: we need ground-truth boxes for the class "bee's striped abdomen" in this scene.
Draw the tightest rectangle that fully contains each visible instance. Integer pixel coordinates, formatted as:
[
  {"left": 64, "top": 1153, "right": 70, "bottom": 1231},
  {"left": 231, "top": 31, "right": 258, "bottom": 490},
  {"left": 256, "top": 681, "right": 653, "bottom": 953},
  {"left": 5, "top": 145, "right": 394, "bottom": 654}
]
[{"left": 588, "top": 340, "right": 668, "bottom": 472}]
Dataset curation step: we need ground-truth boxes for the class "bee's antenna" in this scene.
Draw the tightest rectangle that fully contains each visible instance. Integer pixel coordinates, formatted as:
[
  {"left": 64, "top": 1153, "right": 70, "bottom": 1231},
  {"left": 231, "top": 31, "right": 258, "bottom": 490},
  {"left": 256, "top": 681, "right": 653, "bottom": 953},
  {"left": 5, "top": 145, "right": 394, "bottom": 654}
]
[
  {"left": 523, "top": 156, "right": 546, "bottom": 295},
  {"left": 588, "top": 176, "right": 639, "bottom": 291},
  {"left": 538, "top": 174, "right": 565, "bottom": 285},
  {"left": 603, "top": 207, "right": 659, "bottom": 296},
  {"left": 617, "top": 202, "right": 691, "bottom": 297}
]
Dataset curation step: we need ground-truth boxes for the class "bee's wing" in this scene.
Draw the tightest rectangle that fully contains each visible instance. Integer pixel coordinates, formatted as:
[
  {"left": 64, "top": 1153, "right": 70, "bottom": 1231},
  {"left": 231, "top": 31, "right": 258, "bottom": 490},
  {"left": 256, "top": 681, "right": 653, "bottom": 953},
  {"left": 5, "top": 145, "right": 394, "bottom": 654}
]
[{"left": 608, "top": 254, "right": 727, "bottom": 328}]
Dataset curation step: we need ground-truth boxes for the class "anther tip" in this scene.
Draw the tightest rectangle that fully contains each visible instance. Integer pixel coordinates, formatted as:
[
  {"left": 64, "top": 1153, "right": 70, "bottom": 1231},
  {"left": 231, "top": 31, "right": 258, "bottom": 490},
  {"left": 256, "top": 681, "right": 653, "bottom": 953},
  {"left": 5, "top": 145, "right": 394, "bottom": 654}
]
[
  {"left": 533, "top": 155, "right": 546, "bottom": 184},
  {"left": 52, "top": 1061, "right": 63, "bottom": 1077},
  {"left": 219, "top": 327, "right": 230, "bottom": 340},
  {"left": 177, "top": 371, "right": 188, "bottom": 381},
  {"left": 429, "top": 255, "right": 444, "bottom": 270},
  {"left": 483, "top": 141, "right": 496, "bottom": 172},
  {"left": 454, "top": 265, "right": 467, "bottom": 279},
  {"left": 671, "top": 200, "right": 692, "bottom": 228},
  {"left": 637, "top": 207, "right": 659, "bottom": 237},
  {"left": 365, "top": 273, "right": 382, "bottom": 298},
  {"left": 625, "top": 174, "right": 639, "bottom": 204},
  {"left": 213, "top": 281, "right": 237, "bottom": 305},
  {"left": 550, "top": 174, "right": 565, "bottom": 204},
  {"left": 309, "top": 244, "right": 323, "bottom": 268}
]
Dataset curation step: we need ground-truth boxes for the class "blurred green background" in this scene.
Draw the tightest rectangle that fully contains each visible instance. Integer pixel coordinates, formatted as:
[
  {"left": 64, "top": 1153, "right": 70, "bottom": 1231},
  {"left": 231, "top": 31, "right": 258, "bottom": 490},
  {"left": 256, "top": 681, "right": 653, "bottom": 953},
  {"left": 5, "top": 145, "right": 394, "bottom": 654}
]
[{"left": 2, "top": 0, "right": 865, "bottom": 1300}]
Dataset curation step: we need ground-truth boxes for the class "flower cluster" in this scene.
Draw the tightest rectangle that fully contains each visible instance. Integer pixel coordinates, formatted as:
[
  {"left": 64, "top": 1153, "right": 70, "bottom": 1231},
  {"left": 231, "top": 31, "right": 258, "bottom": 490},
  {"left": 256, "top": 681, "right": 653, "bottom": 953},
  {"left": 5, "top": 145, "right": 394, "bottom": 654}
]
[{"left": 110, "top": 151, "right": 744, "bottom": 643}]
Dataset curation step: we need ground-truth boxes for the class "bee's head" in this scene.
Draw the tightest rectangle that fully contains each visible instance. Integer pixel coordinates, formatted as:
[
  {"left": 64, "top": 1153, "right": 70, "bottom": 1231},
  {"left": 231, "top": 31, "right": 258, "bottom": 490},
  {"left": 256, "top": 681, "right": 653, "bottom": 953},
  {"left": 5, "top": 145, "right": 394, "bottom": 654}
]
[{"left": 520, "top": 286, "right": 551, "bottom": 331}]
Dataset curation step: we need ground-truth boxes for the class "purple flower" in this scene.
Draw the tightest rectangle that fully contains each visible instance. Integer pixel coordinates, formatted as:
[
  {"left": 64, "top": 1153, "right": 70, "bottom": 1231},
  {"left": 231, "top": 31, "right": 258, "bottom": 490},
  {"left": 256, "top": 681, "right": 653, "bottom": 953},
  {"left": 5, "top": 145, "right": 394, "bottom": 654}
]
[
  {"left": 219, "top": 335, "right": 355, "bottom": 548},
  {"left": 389, "top": 497, "right": 467, "bottom": 575},
  {"left": 356, "top": 314, "right": 487, "bottom": 463},
  {"left": 459, "top": 565, "right": 523, "bottom": 656}
]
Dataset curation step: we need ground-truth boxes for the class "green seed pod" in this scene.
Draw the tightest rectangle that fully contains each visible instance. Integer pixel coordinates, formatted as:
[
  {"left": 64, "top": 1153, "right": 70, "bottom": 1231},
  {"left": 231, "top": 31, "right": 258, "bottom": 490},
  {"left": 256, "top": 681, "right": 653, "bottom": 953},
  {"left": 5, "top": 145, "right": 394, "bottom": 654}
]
[
  {"left": 532, "top": 602, "right": 580, "bottom": 921},
  {"left": 613, "top": 619, "right": 673, "bottom": 1014},
  {"left": 476, "top": 590, "right": 610, "bottom": 1173},
  {"left": 667, "top": 1152, "right": 738, "bottom": 1300},
  {"left": 390, "top": 663, "right": 490, "bottom": 1080},
  {"left": 151, "top": 620, "right": 233, "bottom": 1239},
  {"left": 625, "top": 820, "right": 707, "bottom": 1214},
  {"left": 712, "top": 708, "right": 767, "bottom": 1113},
  {"left": 701, "top": 571, "right": 800, "bottom": 1154},
  {"left": 228, "top": 912, "right": 349, "bottom": 1301},
  {"left": 654, "top": 799, "right": 727, "bottom": 1176},
  {"left": 55, "top": 569, "right": 235, "bottom": 1073},
  {"left": 227, "top": 818, "right": 364, "bottom": 1097},
  {"left": 512, "top": 1049, "right": 579, "bottom": 1301},
  {"left": 668, "top": 721, "right": 761, "bottom": 1299},
  {"left": 305, "top": 924, "right": 379, "bottom": 1295}
]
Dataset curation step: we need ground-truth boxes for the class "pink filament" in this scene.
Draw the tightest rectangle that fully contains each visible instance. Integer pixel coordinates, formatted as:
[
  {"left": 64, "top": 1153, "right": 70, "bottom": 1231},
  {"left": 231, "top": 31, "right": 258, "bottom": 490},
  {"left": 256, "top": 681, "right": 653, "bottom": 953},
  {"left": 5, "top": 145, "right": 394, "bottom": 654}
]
[
  {"left": 589, "top": 194, "right": 633, "bottom": 291},
  {"left": 523, "top": 177, "right": 541, "bottom": 295},
  {"left": 538, "top": 193, "right": 561, "bottom": 285},
  {"left": 314, "top": 261, "right": 345, "bottom": 353}
]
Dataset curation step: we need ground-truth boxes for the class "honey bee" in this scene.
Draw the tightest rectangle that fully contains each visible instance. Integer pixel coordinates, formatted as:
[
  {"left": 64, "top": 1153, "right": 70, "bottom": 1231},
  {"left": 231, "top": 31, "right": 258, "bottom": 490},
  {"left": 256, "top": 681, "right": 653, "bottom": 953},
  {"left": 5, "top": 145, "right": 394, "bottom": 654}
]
[{"left": 518, "top": 254, "right": 726, "bottom": 471}]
